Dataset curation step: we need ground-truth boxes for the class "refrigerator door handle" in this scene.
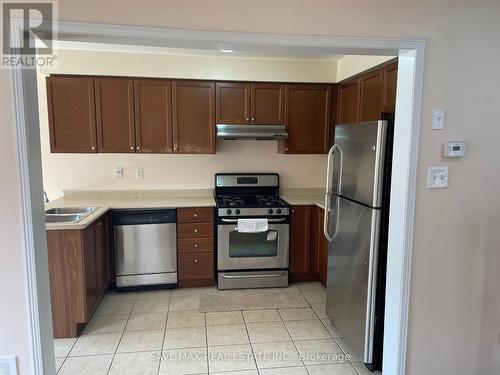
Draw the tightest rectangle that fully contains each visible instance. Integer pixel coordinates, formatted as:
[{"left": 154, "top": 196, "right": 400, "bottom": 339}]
[{"left": 324, "top": 144, "right": 343, "bottom": 242}]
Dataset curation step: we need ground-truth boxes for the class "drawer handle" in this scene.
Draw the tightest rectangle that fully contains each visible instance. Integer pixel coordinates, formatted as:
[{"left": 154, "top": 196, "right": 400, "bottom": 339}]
[
  {"left": 194, "top": 243, "right": 198, "bottom": 248},
  {"left": 193, "top": 213, "right": 198, "bottom": 218},
  {"left": 194, "top": 258, "right": 198, "bottom": 263},
  {"left": 194, "top": 228, "right": 198, "bottom": 233}
]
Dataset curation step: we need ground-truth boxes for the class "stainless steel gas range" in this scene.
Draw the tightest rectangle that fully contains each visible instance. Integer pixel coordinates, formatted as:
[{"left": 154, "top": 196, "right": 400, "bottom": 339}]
[{"left": 215, "top": 173, "right": 290, "bottom": 290}]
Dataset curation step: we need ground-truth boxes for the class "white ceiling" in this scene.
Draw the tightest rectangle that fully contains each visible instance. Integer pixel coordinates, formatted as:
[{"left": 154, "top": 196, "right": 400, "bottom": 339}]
[{"left": 54, "top": 40, "right": 346, "bottom": 61}]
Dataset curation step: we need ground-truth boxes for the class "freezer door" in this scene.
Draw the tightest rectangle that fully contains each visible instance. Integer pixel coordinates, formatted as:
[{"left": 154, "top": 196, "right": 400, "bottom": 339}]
[
  {"left": 333, "top": 121, "right": 388, "bottom": 207},
  {"left": 326, "top": 197, "right": 381, "bottom": 365}
]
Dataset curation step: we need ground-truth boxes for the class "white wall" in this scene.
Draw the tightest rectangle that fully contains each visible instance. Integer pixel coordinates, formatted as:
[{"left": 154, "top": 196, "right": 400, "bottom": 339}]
[
  {"left": 336, "top": 55, "right": 394, "bottom": 81},
  {"left": 0, "top": 71, "right": 34, "bottom": 374}
]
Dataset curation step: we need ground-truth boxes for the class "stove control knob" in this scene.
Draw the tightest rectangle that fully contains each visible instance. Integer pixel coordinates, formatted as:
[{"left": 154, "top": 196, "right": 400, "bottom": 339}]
[
  {"left": 268, "top": 208, "right": 274, "bottom": 214},
  {"left": 276, "top": 208, "right": 282, "bottom": 214},
  {"left": 235, "top": 209, "right": 240, "bottom": 215},
  {"left": 226, "top": 209, "right": 232, "bottom": 215}
]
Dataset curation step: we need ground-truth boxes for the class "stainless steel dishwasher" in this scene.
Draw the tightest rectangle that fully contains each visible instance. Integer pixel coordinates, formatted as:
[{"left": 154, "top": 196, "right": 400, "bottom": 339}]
[{"left": 113, "top": 209, "right": 177, "bottom": 288}]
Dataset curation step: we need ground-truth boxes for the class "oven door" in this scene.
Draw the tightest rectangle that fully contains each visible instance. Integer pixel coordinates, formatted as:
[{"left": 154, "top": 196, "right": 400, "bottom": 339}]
[{"left": 217, "top": 218, "right": 289, "bottom": 271}]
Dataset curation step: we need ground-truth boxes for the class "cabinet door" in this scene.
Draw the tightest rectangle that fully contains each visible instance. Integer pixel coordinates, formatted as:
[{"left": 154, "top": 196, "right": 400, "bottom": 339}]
[
  {"left": 172, "top": 81, "right": 216, "bottom": 154},
  {"left": 82, "top": 225, "right": 98, "bottom": 317},
  {"left": 94, "top": 216, "right": 110, "bottom": 298},
  {"left": 95, "top": 78, "right": 135, "bottom": 153},
  {"left": 359, "top": 69, "right": 384, "bottom": 121},
  {"left": 382, "top": 62, "right": 398, "bottom": 113},
  {"left": 290, "top": 206, "right": 313, "bottom": 282},
  {"left": 338, "top": 79, "right": 360, "bottom": 124},
  {"left": 281, "top": 85, "right": 331, "bottom": 154},
  {"left": 134, "top": 79, "right": 173, "bottom": 153},
  {"left": 216, "top": 82, "right": 250, "bottom": 124},
  {"left": 251, "top": 83, "right": 285, "bottom": 125},
  {"left": 316, "top": 207, "right": 328, "bottom": 287},
  {"left": 46, "top": 76, "right": 97, "bottom": 153}
]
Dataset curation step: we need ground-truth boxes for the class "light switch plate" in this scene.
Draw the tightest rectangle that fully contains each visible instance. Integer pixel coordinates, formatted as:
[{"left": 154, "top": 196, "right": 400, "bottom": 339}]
[
  {"left": 427, "top": 166, "right": 449, "bottom": 189},
  {"left": 114, "top": 167, "right": 123, "bottom": 179},
  {"left": 432, "top": 109, "right": 445, "bottom": 130},
  {"left": 0, "top": 356, "right": 17, "bottom": 375}
]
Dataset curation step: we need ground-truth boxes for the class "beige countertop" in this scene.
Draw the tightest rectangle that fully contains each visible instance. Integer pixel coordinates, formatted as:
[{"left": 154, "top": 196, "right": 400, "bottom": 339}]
[
  {"left": 280, "top": 188, "right": 325, "bottom": 209},
  {"left": 45, "top": 189, "right": 216, "bottom": 230},
  {"left": 45, "top": 188, "right": 326, "bottom": 230}
]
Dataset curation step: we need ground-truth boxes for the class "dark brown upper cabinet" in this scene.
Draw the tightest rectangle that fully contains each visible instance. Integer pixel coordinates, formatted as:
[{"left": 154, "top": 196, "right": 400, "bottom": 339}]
[
  {"left": 359, "top": 69, "right": 384, "bottom": 122},
  {"left": 172, "top": 80, "right": 216, "bottom": 154},
  {"left": 337, "top": 59, "right": 398, "bottom": 126},
  {"left": 134, "top": 79, "right": 173, "bottom": 153},
  {"left": 216, "top": 82, "right": 250, "bottom": 124},
  {"left": 338, "top": 79, "right": 360, "bottom": 125},
  {"left": 279, "top": 84, "right": 331, "bottom": 154},
  {"left": 250, "top": 83, "right": 285, "bottom": 125},
  {"left": 46, "top": 76, "right": 97, "bottom": 153},
  {"left": 382, "top": 61, "right": 398, "bottom": 112},
  {"left": 95, "top": 78, "right": 135, "bottom": 153},
  {"left": 216, "top": 82, "right": 285, "bottom": 125}
]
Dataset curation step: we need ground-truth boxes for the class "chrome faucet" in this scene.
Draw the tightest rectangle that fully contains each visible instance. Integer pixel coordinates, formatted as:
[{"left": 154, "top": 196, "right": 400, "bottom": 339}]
[{"left": 43, "top": 191, "right": 49, "bottom": 203}]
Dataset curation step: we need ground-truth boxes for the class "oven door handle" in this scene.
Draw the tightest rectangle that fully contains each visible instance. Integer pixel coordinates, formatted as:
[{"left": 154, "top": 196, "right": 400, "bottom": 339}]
[
  {"left": 220, "top": 218, "right": 287, "bottom": 224},
  {"left": 220, "top": 272, "right": 287, "bottom": 279}
]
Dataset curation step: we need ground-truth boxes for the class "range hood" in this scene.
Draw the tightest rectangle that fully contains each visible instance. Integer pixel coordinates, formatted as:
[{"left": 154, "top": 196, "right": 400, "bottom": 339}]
[{"left": 216, "top": 124, "right": 288, "bottom": 140}]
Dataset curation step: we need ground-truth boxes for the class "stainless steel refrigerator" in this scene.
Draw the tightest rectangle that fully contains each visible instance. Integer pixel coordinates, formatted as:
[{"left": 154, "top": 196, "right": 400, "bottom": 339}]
[{"left": 323, "top": 120, "right": 393, "bottom": 372}]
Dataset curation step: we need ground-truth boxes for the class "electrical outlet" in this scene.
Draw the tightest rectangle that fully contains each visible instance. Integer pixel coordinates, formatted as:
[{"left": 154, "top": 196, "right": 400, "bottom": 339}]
[
  {"left": 135, "top": 168, "right": 144, "bottom": 179},
  {"left": 114, "top": 167, "right": 123, "bottom": 179},
  {"left": 427, "top": 166, "right": 449, "bottom": 189}
]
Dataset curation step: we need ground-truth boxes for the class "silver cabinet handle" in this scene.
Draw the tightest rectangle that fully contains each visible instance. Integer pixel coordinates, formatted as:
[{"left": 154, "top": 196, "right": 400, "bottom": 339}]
[
  {"left": 220, "top": 218, "right": 286, "bottom": 223},
  {"left": 194, "top": 243, "right": 198, "bottom": 248},
  {"left": 193, "top": 213, "right": 198, "bottom": 218},
  {"left": 194, "top": 228, "right": 198, "bottom": 233},
  {"left": 194, "top": 258, "right": 198, "bottom": 263},
  {"left": 221, "top": 272, "right": 286, "bottom": 279}
]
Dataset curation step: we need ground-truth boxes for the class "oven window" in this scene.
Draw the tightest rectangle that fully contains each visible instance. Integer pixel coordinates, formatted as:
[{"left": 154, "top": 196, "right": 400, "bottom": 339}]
[{"left": 228, "top": 230, "right": 278, "bottom": 258}]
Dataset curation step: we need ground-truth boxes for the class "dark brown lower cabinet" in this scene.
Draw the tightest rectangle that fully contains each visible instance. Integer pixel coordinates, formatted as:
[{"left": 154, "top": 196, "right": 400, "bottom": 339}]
[
  {"left": 289, "top": 205, "right": 328, "bottom": 286},
  {"left": 177, "top": 207, "right": 215, "bottom": 287},
  {"left": 47, "top": 214, "right": 112, "bottom": 338}
]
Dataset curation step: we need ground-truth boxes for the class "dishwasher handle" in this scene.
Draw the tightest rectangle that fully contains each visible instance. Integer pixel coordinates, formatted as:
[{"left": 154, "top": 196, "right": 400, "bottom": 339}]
[{"left": 112, "top": 209, "right": 177, "bottom": 226}]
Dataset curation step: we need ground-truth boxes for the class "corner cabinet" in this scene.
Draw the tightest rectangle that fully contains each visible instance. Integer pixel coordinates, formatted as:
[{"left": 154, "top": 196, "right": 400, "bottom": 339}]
[
  {"left": 336, "top": 59, "right": 398, "bottom": 127},
  {"left": 46, "top": 76, "right": 97, "bottom": 153},
  {"left": 172, "top": 81, "right": 216, "bottom": 154},
  {"left": 47, "top": 213, "right": 112, "bottom": 338},
  {"left": 279, "top": 84, "right": 332, "bottom": 154}
]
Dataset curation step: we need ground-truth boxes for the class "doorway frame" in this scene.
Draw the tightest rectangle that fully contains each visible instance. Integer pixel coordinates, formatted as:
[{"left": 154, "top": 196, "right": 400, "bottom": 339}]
[{"left": 10, "top": 21, "right": 424, "bottom": 375}]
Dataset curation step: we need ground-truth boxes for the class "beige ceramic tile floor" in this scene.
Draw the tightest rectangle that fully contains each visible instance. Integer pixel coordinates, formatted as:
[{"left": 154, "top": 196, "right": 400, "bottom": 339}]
[{"left": 54, "top": 282, "right": 379, "bottom": 375}]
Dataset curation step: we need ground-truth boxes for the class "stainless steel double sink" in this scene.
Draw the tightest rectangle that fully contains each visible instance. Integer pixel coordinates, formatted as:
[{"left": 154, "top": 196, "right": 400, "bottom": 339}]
[{"left": 45, "top": 206, "right": 98, "bottom": 223}]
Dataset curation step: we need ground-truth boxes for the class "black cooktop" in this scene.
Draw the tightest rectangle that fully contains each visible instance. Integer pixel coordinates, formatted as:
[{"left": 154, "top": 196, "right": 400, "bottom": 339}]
[{"left": 216, "top": 194, "right": 290, "bottom": 208}]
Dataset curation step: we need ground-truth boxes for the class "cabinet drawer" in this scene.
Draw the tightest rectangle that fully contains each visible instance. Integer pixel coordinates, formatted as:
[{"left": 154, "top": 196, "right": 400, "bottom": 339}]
[
  {"left": 177, "top": 207, "right": 214, "bottom": 223},
  {"left": 178, "top": 252, "right": 214, "bottom": 280},
  {"left": 177, "top": 223, "right": 214, "bottom": 239},
  {"left": 178, "top": 238, "right": 213, "bottom": 253}
]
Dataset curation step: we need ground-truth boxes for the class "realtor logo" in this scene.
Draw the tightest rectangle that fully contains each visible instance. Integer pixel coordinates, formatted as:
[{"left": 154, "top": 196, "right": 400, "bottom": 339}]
[{"left": 1, "top": 1, "right": 57, "bottom": 68}]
